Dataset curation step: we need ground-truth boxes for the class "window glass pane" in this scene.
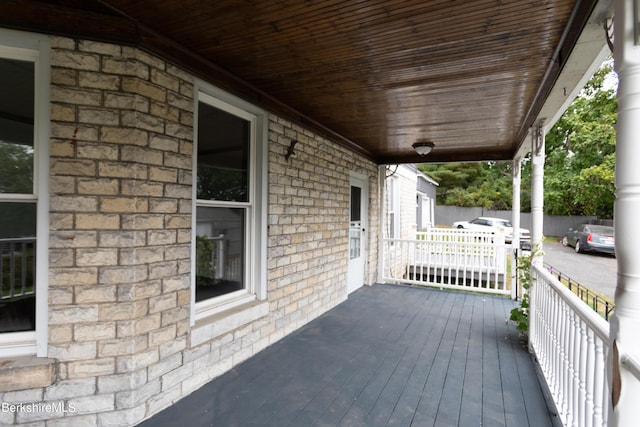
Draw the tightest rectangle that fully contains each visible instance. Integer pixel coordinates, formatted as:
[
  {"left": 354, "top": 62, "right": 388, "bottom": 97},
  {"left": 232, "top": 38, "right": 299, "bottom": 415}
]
[
  {"left": 350, "top": 186, "right": 361, "bottom": 222},
  {"left": 0, "top": 202, "right": 36, "bottom": 239},
  {"left": 195, "top": 207, "right": 245, "bottom": 301},
  {"left": 0, "top": 202, "right": 36, "bottom": 332},
  {"left": 0, "top": 58, "right": 34, "bottom": 194},
  {"left": 197, "top": 102, "right": 250, "bottom": 202}
]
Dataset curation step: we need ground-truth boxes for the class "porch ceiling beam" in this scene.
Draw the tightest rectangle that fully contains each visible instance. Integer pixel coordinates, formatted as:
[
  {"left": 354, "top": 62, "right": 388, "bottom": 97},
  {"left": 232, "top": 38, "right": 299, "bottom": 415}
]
[{"left": 384, "top": 148, "right": 515, "bottom": 165}]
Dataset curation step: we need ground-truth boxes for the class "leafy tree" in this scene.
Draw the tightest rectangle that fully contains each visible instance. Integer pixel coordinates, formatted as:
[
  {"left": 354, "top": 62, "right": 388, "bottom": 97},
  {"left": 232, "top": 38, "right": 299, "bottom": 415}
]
[
  {"left": 544, "top": 59, "right": 616, "bottom": 217},
  {"left": 419, "top": 58, "right": 616, "bottom": 218}
]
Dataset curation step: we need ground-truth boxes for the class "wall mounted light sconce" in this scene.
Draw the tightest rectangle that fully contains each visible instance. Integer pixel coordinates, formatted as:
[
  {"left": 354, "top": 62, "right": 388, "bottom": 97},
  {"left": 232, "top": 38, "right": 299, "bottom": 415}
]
[
  {"left": 285, "top": 139, "right": 298, "bottom": 161},
  {"left": 412, "top": 140, "right": 435, "bottom": 156}
]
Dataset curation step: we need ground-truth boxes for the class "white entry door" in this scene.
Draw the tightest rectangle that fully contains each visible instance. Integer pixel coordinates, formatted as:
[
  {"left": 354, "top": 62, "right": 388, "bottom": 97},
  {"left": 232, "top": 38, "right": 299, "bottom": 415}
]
[{"left": 348, "top": 174, "right": 367, "bottom": 293}]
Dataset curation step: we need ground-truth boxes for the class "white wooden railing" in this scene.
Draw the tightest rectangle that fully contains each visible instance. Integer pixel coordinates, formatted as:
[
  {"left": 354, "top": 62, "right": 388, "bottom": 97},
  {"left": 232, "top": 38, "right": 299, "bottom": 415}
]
[
  {"left": 529, "top": 264, "right": 610, "bottom": 427},
  {"left": 383, "top": 228, "right": 512, "bottom": 295}
]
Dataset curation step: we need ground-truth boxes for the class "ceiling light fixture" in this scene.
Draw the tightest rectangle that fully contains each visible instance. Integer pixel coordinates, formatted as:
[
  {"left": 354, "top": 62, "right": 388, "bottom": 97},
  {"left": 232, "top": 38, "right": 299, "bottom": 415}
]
[{"left": 412, "top": 141, "right": 435, "bottom": 156}]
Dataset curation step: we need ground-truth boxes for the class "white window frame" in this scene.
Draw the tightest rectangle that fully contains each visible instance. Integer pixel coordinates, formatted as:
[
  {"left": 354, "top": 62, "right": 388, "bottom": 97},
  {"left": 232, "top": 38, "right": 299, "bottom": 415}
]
[
  {"left": 388, "top": 176, "right": 399, "bottom": 240},
  {"left": 191, "top": 83, "right": 267, "bottom": 323},
  {"left": 0, "top": 30, "right": 50, "bottom": 358}
]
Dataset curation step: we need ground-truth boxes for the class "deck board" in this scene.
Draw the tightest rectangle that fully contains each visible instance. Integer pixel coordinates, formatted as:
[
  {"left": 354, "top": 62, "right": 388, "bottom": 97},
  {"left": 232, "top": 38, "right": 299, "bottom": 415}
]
[{"left": 139, "top": 284, "right": 558, "bottom": 427}]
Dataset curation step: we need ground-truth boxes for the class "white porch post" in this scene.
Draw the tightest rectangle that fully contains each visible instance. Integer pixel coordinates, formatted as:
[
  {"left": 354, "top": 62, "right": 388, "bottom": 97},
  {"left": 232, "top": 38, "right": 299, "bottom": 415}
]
[
  {"left": 609, "top": 1, "right": 640, "bottom": 425},
  {"left": 530, "top": 121, "right": 545, "bottom": 266},
  {"left": 511, "top": 157, "right": 522, "bottom": 300},
  {"left": 378, "top": 164, "right": 386, "bottom": 284}
]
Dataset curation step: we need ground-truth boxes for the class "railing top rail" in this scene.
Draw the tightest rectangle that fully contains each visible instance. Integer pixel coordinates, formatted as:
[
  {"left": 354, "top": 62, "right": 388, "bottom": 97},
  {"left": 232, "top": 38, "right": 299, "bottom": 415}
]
[
  {"left": 0, "top": 237, "right": 37, "bottom": 243},
  {"left": 533, "top": 264, "right": 609, "bottom": 342},
  {"left": 385, "top": 237, "right": 509, "bottom": 248}
]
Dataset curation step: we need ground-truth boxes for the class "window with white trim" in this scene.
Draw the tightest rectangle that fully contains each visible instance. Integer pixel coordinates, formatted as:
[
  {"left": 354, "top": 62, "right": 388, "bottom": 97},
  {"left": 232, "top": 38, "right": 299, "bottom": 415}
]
[
  {"left": 193, "top": 88, "right": 266, "bottom": 320},
  {"left": 0, "top": 33, "right": 49, "bottom": 357}
]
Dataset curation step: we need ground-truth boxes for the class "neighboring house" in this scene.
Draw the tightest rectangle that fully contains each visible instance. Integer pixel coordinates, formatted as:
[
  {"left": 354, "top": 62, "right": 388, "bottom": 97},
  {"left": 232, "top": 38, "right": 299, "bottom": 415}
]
[
  {"left": 417, "top": 172, "right": 438, "bottom": 231},
  {"left": 385, "top": 164, "right": 438, "bottom": 240},
  {"left": 383, "top": 165, "right": 438, "bottom": 280},
  {"left": 0, "top": 29, "right": 381, "bottom": 425}
]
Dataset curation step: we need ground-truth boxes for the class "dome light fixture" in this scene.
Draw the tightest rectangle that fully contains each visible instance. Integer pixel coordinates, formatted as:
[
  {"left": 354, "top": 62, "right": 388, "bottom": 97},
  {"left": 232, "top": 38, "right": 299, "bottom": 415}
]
[{"left": 412, "top": 140, "right": 435, "bottom": 156}]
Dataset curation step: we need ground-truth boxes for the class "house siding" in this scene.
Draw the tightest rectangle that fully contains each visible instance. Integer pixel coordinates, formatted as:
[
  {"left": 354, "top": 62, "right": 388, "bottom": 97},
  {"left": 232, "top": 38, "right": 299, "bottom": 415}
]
[{"left": 0, "top": 35, "right": 379, "bottom": 426}]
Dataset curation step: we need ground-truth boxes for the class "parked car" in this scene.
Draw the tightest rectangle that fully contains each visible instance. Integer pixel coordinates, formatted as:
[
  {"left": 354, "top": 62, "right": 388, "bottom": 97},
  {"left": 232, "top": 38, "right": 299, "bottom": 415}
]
[
  {"left": 562, "top": 224, "right": 615, "bottom": 256},
  {"left": 452, "top": 216, "right": 531, "bottom": 249}
]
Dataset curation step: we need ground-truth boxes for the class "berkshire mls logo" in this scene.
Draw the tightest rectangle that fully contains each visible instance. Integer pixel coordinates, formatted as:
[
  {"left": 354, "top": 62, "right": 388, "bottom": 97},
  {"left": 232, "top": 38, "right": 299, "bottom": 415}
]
[{"left": 2, "top": 401, "right": 77, "bottom": 414}]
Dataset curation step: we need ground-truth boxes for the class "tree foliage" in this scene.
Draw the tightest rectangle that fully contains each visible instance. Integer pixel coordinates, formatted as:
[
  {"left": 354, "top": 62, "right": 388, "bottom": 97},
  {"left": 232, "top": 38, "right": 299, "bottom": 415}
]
[
  {"left": 418, "top": 59, "right": 616, "bottom": 218},
  {"left": 543, "top": 60, "right": 616, "bottom": 218}
]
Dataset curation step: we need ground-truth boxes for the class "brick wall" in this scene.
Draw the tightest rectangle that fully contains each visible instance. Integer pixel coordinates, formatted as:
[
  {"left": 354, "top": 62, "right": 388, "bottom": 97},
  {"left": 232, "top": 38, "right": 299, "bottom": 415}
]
[{"left": 0, "top": 35, "right": 380, "bottom": 426}]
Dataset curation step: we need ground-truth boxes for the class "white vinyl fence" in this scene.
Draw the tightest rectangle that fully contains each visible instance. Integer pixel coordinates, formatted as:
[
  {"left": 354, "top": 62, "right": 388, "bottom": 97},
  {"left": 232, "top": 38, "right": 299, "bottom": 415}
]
[
  {"left": 383, "top": 228, "right": 512, "bottom": 295},
  {"left": 530, "top": 264, "right": 610, "bottom": 427}
]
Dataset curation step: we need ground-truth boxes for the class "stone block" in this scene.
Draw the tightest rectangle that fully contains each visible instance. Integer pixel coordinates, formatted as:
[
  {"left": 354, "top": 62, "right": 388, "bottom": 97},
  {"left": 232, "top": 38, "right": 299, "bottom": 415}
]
[
  {"left": 49, "top": 324, "right": 73, "bottom": 344},
  {"left": 50, "top": 160, "right": 97, "bottom": 178},
  {"left": 115, "top": 379, "right": 160, "bottom": 409},
  {"left": 47, "top": 414, "right": 98, "bottom": 427},
  {"left": 121, "top": 146, "right": 164, "bottom": 165},
  {"left": 148, "top": 324, "right": 177, "bottom": 347},
  {"left": 102, "top": 57, "right": 149, "bottom": 80},
  {"left": 149, "top": 166, "right": 178, "bottom": 183},
  {"left": 115, "top": 347, "right": 159, "bottom": 373},
  {"left": 122, "top": 77, "right": 165, "bottom": 102},
  {"left": 76, "top": 177, "right": 119, "bottom": 195},
  {"left": 48, "top": 287, "right": 74, "bottom": 306},
  {"left": 51, "top": 103, "right": 76, "bottom": 122},
  {"left": 49, "top": 231, "right": 98, "bottom": 248},
  {"left": 97, "top": 369, "right": 147, "bottom": 393},
  {"left": 96, "top": 404, "right": 146, "bottom": 427},
  {"left": 74, "top": 322, "right": 116, "bottom": 341},
  {"left": 149, "top": 293, "right": 177, "bottom": 314},
  {"left": 78, "top": 107, "right": 120, "bottom": 125},
  {"left": 52, "top": 50, "right": 100, "bottom": 71},
  {"left": 98, "top": 161, "right": 148, "bottom": 179},
  {"left": 149, "top": 135, "right": 179, "bottom": 152},
  {"left": 98, "top": 336, "right": 147, "bottom": 358},
  {"left": 78, "top": 71, "right": 121, "bottom": 90},
  {"left": 99, "top": 197, "right": 149, "bottom": 213},
  {"left": 121, "top": 111, "right": 165, "bottom": 132},
  {"left": 49, "top": 267, "right": 97, "bottom": 287},
  {"left": 147, "top": 353, "right": 181, "bottom": 381},
  {"left": 100, "top": 127, "right": 149, "bottom": 147},
  {"left": 48, "top": 342, "right": 97, "bottom": 362},
  {"left": 121, "top": 214, "right": 165, "bottom": 230},
  {"left": 99, "top": 230, "right": 147, "bottom": 247},
  {"left": 52, "top": 196, "right": 98, "bottom": 215},
  {"left": 51, "top": 86, "right": 101, "bottom": 106},
  {"left": 119, "top": 246, "right": 165, "bottom": 265},
  {"left": 66, "top": 393, "right": 115, "bottom": 415},
  {"left": 99, "top": 265, "right": 148, "bottom": 285},
  {"left": 49, "top": 304, "right": 99, "bottom": 324},
  {"left": 118, "top": 280, "right": 162, "bottom": 302},
  {"left": 0, "top": 357, "right": 55, "bottom": 392},
  {"left": 75, "top": 213, "right": 120, "bottom": 230},
  {"left": 99, "top": 300, "right": 148, "bottom": 321},
  {"left": 77, "top": 142, "right": 120, "bottom": 161},
  {"left": 150, "top": 102, "right": 180, "bottom": 122},
  {"left": 149, "top": 199, "right": 178, "bottom": 214},
  {"left": 163, "top": 152, "right": 192, "bottom": 169},
  {"left": 66, "top": 358, "right": 116, "bottom": 379},
  {"left": 121, "top": 179, "right": 164, "bottom": 197}
]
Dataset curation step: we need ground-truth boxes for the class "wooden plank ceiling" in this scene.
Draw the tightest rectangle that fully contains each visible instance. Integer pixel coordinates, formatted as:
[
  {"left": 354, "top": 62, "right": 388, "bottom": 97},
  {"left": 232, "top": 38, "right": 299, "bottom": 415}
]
[{"left": 1, "top": 0, "right": 594, "bottom": 164}]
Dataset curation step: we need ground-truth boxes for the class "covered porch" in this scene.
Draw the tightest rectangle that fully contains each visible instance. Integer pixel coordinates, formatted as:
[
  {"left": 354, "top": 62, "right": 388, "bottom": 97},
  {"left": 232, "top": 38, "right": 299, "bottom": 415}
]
[{"left": 140, "top": 284, "right": 557, "bottom": 427}]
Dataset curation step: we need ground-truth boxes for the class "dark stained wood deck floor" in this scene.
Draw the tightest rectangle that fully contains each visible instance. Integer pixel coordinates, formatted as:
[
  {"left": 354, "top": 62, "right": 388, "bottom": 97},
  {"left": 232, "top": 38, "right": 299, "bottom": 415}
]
[{"left": 139, "top": 284, "right": 559, "bottom": 427}]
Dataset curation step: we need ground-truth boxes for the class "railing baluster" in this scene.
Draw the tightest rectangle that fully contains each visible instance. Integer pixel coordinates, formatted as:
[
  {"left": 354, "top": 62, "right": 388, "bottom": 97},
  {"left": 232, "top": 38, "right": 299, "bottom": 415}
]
[{"left": 530, "top": 265, "right": 611, "bottom": 427}]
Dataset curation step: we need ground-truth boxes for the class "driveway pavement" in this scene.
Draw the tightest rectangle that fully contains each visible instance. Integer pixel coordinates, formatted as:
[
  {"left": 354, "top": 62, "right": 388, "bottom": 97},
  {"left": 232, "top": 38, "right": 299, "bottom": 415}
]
[{"left": 542, "top": 240, "right": 616, "bottom": 299}]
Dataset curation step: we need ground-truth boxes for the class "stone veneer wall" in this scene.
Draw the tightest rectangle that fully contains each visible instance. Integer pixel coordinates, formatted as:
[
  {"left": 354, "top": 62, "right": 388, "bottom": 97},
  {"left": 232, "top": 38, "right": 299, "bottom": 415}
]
[{"left": 0, "top": 35, "right": 379, "bottom": 426}]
